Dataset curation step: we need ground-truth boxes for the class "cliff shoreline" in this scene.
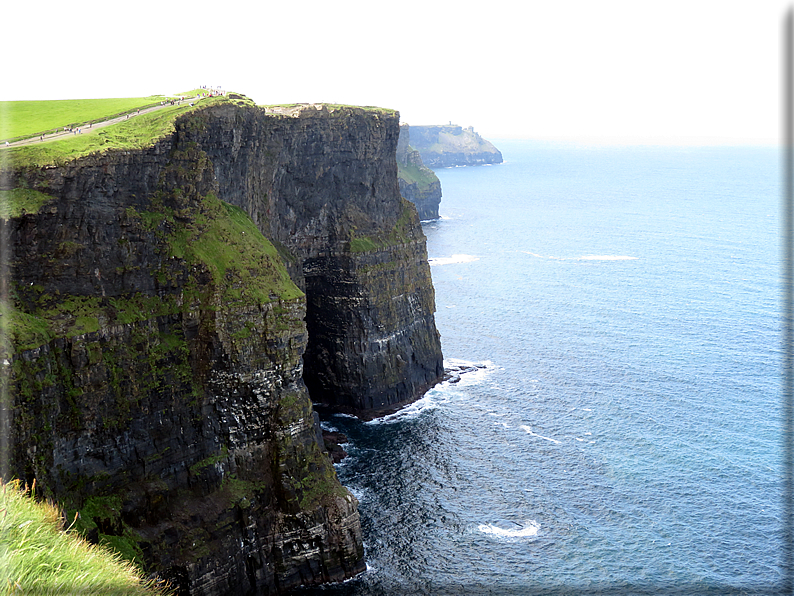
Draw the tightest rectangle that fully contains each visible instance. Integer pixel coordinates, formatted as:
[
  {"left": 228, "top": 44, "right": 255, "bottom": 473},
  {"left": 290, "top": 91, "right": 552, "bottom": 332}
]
[{"left": 1, "top": 98, "right": 443, "bottom": 593}]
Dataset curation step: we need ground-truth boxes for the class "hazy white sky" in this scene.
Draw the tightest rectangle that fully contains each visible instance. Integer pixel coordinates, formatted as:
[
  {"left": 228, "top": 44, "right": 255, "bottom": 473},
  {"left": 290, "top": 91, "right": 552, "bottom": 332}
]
[{"left": 2, "top": 0, "right": 788, "bottom": 144}]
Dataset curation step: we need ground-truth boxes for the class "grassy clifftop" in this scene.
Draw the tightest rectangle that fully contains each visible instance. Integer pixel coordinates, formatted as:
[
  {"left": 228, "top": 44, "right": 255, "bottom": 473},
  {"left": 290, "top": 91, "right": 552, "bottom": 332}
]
[
  {"left": 0, "top": 90, "right": 218, "bottom": 141},
  {"left": 2, "top": 100, "right": 223, "bottom": 168}
]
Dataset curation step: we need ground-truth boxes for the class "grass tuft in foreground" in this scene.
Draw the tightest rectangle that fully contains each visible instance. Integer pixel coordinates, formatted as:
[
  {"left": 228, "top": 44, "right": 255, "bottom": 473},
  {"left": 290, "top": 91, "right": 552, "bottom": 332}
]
[{"left": 0, "top": 479, "right": 166, "bottom": 595}]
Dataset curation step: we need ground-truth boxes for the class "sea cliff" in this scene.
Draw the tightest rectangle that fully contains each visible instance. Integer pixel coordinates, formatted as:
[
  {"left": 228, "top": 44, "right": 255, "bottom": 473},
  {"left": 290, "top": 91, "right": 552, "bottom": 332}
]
[
  {"left": 1, "top": 98, "right": 443, "bottom": 593},
  {"left": 408, "top": 124, "right": 502, "bottom": 167},
  {"left": 396, "top": 124, "right": 441, "bottom": 220}
]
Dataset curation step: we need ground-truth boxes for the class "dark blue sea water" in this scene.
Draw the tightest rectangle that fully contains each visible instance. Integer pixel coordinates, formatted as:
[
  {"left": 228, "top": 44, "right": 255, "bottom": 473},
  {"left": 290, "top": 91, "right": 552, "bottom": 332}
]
[{"left": 314, "top": 141, "right": 784, "bottom": 595}]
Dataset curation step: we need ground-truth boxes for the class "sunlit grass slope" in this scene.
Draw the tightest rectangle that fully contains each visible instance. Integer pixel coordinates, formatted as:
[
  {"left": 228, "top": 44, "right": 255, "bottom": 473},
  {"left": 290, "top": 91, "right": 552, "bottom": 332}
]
[{"left": 0, "top": 479, "right": 164, "bottom": 595}]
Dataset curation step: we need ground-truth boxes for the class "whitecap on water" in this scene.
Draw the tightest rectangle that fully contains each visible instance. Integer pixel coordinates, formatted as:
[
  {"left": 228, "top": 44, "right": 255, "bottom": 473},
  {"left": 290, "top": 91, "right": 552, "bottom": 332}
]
[
  {"left": 478, "top": 519, "right": 540, "bottom": 539},
  {"left": 520, "top": 425, "right": 561, "bottom": 444},
  {"left": 521, "top": 251, "right": 637, "bottom": 261},
  {"left": 429, "top": 254, "right": 480, "bottom": 266},
  {"left": 333, "top": 412, "right": 359, "bottom": 419},
  {"left": 579, "top": 255, "right": 638, "bottom": 261}
]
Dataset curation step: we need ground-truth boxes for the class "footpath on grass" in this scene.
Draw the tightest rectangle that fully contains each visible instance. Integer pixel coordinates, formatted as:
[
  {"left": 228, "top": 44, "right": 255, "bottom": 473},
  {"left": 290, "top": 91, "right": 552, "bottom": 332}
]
[{"left": 1, "top": 95, "right": 202, "bottom": 149}]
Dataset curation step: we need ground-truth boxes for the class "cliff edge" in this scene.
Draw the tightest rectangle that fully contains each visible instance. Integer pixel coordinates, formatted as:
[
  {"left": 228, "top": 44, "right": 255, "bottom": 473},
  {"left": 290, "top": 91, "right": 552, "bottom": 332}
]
[
  {"left": 396, "top": 124, "right": 442, "bottom": 220},
  {"left": 408, "top": 124, "right": 502, "bottom": 167}
]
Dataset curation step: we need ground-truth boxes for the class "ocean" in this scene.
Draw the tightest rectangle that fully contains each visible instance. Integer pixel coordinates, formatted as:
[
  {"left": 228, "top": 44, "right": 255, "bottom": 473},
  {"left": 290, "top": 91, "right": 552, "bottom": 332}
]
[{"left": 308, "top": 141, "right": 784, "bottom": 595}]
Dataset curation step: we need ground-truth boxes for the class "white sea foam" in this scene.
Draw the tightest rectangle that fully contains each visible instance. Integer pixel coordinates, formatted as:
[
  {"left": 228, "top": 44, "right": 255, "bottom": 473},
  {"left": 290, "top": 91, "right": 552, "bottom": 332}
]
[
  {"left": 364, "top": 393, "right": 441, "bottom": 425},
  {"left": 333, "top": 412, "right": 359, "bottom": 419},
  {"left": 443, "top": 358, "right": 495, "bottom": 387},
  {"left": 347, "top": 486, "right": 367, "bottom": 503},
  {"left": 520, "top": 425, "right": 561, "bottom": 444},
  {"left": 478, "top": 519, "right": 540, "bottom": 539},
  {"left": 521, "top": 251, "right": 637, "bottom": 261},
  {"left": 579, "top": 255, "right": 638, "bottom": 261},
  {"left": 429, "top": 254, "right": 480, "bottom": 266}
]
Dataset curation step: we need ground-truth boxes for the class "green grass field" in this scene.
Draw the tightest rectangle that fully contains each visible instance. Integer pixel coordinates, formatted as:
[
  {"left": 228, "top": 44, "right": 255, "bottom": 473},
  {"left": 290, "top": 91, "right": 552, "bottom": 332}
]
[
  {"left": 0, "top": 89, "right": 210, "bottom": 142},
  {"left": 0, "top": 479, "right": 164, "bottom": 595},
  {"left": 4, "top": 97, "right": 225, "bottom": 168},
  {"left": 0, "top": 97, "right": 168, "bottom": 141}
]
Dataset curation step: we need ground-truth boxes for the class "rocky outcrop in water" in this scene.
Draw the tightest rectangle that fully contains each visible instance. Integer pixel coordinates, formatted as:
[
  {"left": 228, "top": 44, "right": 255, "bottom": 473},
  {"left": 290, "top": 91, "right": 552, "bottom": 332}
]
[
  {"left": 396, "top": 124, "right": 441, "bottom": 220},
  {"left": 408, "top": 124, "right": 502, "bottom": 167},
  {"left": 1, "top": 99, "right": 443, "bottom": 593}
]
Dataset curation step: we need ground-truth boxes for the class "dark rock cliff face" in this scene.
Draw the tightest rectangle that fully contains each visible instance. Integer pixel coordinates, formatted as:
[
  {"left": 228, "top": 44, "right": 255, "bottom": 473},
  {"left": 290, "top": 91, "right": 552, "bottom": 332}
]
[
  {"left": 2, "top": 101, "right": 443, "bottom": 593},
  {"left": 174, "top": 103, "right": 444, "bottom": 415},
  {"left": 396, "top": 124, "right": 442, "bottom": 220},
  {"left": 408, "top": 124, "right": 503, "bottom": 167}
]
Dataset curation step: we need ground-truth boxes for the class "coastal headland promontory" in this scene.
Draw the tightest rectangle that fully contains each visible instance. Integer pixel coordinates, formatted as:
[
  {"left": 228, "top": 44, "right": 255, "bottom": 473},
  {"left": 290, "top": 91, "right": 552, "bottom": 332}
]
[
  {"left": 408, "top": 124, "right": 503, "bottom": 167},
  {"left": 0, "top": 92, "right": 443, "bottom": 593}
]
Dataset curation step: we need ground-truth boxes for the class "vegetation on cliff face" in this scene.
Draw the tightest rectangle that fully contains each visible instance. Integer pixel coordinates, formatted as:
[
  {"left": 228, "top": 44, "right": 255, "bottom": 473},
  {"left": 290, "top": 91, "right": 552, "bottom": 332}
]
[
  {"left": 138, "top": 187, "right": 303, "bottom": 307},
  {"left": 7, "top": 144, "right": 302, "bottom": 352},
  {"left": 0, "top": 479, "right": 164, "bottom": 595},
  {"left": 0, "top": 188, "right": 56, "bottom": 218},
  {"left": 395, "top": 125, "right": 442, "bottom": 220},
  {"left": 348, "top": 198, "right": 416, "bottom": 253},
  {"left": 396, "top": 161, "right": 436, "bottom": 187}
]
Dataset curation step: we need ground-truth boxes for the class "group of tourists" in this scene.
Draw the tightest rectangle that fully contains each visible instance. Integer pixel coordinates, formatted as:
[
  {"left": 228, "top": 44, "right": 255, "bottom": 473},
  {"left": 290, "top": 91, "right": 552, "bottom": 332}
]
[{"left": 198, "top": 85, "right": 225, "bottom": 98}]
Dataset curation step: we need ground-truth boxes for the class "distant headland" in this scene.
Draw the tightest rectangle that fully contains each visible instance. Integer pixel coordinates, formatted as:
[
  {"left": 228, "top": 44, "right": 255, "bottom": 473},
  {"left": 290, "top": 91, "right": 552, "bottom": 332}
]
[
  {"left": 395, "top": 124, "right": 502, "bottom": 220},
  {"left": 406, "top": 124, "right": 503, "bottom": 168}
]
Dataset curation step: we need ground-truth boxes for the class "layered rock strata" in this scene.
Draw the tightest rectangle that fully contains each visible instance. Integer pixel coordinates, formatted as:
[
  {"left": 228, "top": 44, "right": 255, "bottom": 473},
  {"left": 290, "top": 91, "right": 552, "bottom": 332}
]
[
  {"left": 396, "top": 124, "right": 442, "bottom": 220},
  {"left": 2, "top": 99, "right": 443, "bottom": 593},
  {"left": 180, "top": 103, "right": 444, "bottom": 415},
  {"left": 407, "top": 124, "right": 502, "bottom": 167}
]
